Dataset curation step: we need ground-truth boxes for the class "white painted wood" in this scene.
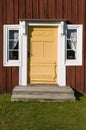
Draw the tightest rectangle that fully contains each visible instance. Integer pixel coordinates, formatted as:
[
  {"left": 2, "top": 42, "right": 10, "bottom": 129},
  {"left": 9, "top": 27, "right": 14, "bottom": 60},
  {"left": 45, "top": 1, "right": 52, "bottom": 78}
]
[
  {"left": 19, "top": 35, "right": 27, "bottom": 86},
  {"left": 19, "top": 21, "right": 27, "bottom": 86},
  {"left": 61, "top": 21, "right": 65, "bottom": 35},
  {"left": 58, "top": 24, "right": 66, "bottom": 86},
  {"left": 28, "top": 22, "right": 60, "bottom": 26},
  {"left": 66, "top": 24, "right": 83, "bottom": 66},
  {"left": 3, "top": 25, "right": 22, "bottom": 66}
]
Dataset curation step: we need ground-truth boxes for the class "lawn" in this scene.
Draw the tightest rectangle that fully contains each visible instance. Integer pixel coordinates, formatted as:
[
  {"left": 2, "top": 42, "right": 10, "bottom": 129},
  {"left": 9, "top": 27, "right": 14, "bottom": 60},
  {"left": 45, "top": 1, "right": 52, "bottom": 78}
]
[{"left": 0, "top": 94, "right": 86, "bottom": 130}]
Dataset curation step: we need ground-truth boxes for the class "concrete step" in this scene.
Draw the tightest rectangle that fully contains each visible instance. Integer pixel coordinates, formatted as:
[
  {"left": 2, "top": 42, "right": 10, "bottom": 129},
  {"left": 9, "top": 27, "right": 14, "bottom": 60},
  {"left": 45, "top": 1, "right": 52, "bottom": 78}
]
[
  {"left": 12, "top": 86, "right": 74, "bottom": 94},
  {"left": 11, "top": 85, "right": 75, "bottom": 101},
  {"left": 11, "top": 94, "right": 75, "bottom": 101}
]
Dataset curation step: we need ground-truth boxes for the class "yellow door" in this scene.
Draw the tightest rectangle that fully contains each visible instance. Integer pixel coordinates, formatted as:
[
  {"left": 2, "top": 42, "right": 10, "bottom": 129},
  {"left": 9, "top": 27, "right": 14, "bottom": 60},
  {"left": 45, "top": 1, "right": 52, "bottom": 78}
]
[{"left": 28, "top": 26, "right": 58, "bottom": 84}]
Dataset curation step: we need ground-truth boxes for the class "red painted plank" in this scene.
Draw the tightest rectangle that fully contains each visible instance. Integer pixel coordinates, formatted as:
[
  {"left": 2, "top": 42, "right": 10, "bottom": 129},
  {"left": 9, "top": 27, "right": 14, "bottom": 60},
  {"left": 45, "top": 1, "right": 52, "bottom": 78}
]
[
  {"left": 2, "top": 0, "right": 8, "bottom": 93},
  {"left": 26, "top": 0, "right": 32, "bottom": 19},
  {"left": 56, "top": 0, "right": 63, "bottom": 19},
  {"left": 84, "top": 29, "right": 86, "bottom": 92},
  {"left": 64, "top": 0, "right": 85, "bottom": 92},
  {"left": 2, "top": 67, "right": 7, "bottom": 93},
  {"left": 0, "top": 4, "right": 3, "bottom": 93},
  {"left": 71, "top": 0, "right": 78, "bottom": 23},
  {"left": 63, "top": 0, "right": 72, "bottom": 21},
  {"left": 6, "top": 68, "right": 12, "bottom": 93},
  {"left": 75, "top": 0, "right": 85, "bottom": 92},
  {"left": 7, "top": 0, "right": 14, "bottom": 23},
  {"left": 75, "top": 67, "right": 84, "bottom": 92},
  {"left": 6, "top": 0, "right": 14, "bottom": 92},
  {"left": 66, "top": 67, "right": 76, "bottom": 90},
  {"left": 11, "top": 0, "right": 19, "bottom": 91},
  {"left": 19, "top": 0, "right": 26, "bottom": 19},
  {"left": 3, "top": 0, "right": 7, "bottom": 24},
  {"left": 4, "top": 0, "right": 19, "bottom": 92},
  {"left": 11, "top": 67, "right": 19, "bottom": 91},
  {"left": 0, "top": 0, "right": 6, "bottom": 93},
  {"left": 47, "top": 0, "right": 56, "bottom": 19},
  {"left": 63, "top": 0, "right": 76, "bottom": 90},
  {"left": 14, "top": 0, "right": 19, "bottom": 23},
  {"left": 0, "top": 1, "right": 3, "bottom": 62},
  {"left": 39, "top": 0, "right": 48, "bottom": 19},
  {"left": 32, "top": 0, "right": 39, "bottom": 19},
  {"left": 77, "top": 0, "right": 85, "bottom": 24}
]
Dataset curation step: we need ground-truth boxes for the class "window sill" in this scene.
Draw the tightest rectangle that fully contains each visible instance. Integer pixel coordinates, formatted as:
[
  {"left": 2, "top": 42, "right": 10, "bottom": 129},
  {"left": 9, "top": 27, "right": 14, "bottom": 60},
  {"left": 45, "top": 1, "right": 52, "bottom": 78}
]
[{"left": 65, "top": 59, "right": 82, "bottom": 66}]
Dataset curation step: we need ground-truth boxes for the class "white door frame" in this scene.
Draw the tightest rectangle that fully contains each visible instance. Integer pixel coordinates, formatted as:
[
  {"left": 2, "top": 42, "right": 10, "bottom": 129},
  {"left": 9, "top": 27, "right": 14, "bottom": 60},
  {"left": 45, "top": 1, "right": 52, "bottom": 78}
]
[{"left": 19, "top": 20, "right": 66, "bottom": 86}]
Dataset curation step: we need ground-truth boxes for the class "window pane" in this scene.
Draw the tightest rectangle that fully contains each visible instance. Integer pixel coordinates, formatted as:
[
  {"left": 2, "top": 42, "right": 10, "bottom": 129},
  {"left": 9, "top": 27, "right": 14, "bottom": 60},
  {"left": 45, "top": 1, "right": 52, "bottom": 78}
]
[
  {"left": 9, "top": 41, "right": 19, "bottom": 49},
  {"left": 67, "top": 29, "right": 77, "bottom": 50},
  {"left": 67, "top": 50, "right": 75, "bottom": 59},
  {"left": 67, "top": 40, "right": 71, "bottom": 49},
  {"left": 9, "top": 30, "right": 19, "bottom": 39},
  {"left": 67, "top": 39, "right": 77, "bottom": 50},
  {"left": 9, "top": 51, "right": 18, "bottom": 60},
  {"left": 67, "top": 29, "right": 77, "bottom": 39},
  {"left": 67, "top": 29, "right": 77, "bottom": 60},
  {"left": 9, "top": 30, "right": 19, "bottom": 60}
]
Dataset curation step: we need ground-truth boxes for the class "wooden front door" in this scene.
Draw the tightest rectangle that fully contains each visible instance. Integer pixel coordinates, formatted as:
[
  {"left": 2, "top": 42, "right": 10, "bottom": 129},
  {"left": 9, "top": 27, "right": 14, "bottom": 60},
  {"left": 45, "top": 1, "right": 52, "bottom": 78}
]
[{"left": 28, "top": 26, "right": 58, "bottom": 84}]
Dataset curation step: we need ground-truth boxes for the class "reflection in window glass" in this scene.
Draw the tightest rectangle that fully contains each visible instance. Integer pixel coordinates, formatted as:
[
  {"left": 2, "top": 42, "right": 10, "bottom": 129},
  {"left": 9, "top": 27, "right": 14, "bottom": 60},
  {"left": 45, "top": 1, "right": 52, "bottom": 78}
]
[
  {"left": 8, "top": 30, "right": 19, "bottom": 60},
  {"left": 66, "top": 29, "right": 77, "bottom": 60},
  {"left": 67, "top": 50, "right": 75, "bottom": 59},
  {"left": 9, "top": 30, "right": 19, "bottom": 39},
  {"left": 9, "top": 41, "right": 19, "bottom": 49},
  {"left": 9, "top": 51, "right": 18, "bottom": 60}
]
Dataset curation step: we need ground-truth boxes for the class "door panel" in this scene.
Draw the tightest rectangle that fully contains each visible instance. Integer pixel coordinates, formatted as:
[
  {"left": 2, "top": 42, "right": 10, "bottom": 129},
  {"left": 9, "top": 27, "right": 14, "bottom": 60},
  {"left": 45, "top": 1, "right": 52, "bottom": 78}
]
[{"left": 28, "top": 26, "right": 58, "bottom": 84}]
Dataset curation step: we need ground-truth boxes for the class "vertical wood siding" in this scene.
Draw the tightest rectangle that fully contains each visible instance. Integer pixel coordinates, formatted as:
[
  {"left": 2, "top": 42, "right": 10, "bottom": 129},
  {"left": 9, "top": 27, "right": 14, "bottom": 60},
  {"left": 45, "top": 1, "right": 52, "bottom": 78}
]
[{"left": 0, "top": 0, "right": 86, "bottom": 93}]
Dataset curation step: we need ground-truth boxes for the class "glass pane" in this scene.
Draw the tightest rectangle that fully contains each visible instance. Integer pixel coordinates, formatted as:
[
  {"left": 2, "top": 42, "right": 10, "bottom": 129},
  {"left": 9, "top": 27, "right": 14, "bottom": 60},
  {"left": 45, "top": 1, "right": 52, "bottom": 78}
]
[
  {"left": 8, "top": 30, "right": 19, "bottom": 60},
  {"left": 9, "top": 30, "right": 19, "bottom": 39},
  {"left": 67, "top": 29, "right": 77, "bottom": 39},
  {"left": 67, "top": 29, "right": 77, "bottom": 60},
  {"left": 9, "top": 51, "right": 18, "bottom": 60},
  {"left": 67, "top": 40, "right": 71, "bottom": 49},
  {"left": 67, "top": 50, "right": 75, "bottom": 59},
  {"left": 9, "top": 41, "right": 19, "bottom": 49}
]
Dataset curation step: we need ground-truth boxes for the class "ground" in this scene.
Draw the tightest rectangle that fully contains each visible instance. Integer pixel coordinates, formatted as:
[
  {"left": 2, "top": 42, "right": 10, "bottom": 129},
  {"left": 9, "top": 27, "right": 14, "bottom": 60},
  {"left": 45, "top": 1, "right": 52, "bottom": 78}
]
[{"left": 0, "top": 94, "right": 86, "bottom": 130}]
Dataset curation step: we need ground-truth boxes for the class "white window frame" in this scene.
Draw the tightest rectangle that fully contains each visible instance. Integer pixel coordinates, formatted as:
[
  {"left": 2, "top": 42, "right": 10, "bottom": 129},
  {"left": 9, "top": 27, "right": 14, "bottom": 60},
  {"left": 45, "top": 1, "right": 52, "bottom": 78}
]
[
  {"left": 66, "top": 24, "right": 83, "bottom": 66},
  {"left": 3, "top": 25, "right": 22, "bottom": 66}
]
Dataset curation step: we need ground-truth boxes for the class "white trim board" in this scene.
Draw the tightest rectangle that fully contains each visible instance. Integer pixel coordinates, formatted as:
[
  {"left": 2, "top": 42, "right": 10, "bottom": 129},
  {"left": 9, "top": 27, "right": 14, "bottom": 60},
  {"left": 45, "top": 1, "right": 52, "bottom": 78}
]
[{"left": 19, "top": 21, "right": 66, "bottom": 86}]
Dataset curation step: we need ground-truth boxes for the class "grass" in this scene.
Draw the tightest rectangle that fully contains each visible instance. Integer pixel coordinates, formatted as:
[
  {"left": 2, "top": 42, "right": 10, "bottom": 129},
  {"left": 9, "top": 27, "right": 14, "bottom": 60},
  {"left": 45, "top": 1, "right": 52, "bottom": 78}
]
[{"left": 0, "top": 94, "right": 86, "bottom": 130}]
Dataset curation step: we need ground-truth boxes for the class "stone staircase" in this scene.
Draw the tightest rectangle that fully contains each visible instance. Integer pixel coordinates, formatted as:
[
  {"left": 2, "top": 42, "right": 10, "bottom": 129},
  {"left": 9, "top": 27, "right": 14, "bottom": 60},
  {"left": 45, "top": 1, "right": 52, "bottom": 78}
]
[{"left": 11, "top": 85, "right": 75, "bottom": 101}]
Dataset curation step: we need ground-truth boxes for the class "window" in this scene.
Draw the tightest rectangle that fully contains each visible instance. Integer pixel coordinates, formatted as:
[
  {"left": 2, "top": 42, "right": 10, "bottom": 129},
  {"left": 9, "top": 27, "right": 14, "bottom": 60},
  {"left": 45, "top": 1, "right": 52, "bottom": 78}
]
[
  {"left": 66, "top": 25, "right": 83, "bottom": 66},
  {"left": 3, "top": 25, "right": 22, "bottom": 66},
  {"left": 9, "top": 30, "right": 19, "bottom": 60}
]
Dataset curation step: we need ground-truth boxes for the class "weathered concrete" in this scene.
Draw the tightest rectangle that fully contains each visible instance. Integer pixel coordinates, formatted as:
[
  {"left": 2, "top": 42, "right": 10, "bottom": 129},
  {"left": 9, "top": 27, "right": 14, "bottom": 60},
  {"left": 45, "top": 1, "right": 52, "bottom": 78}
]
[{"left": 11, "top": 85, "right": 75, "bottom": 101}]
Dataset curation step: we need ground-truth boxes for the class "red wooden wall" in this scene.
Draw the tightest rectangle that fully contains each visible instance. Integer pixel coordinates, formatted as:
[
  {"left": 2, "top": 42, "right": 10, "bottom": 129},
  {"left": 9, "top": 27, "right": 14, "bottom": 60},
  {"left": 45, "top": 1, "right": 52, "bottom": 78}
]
[{"left": 0, "top": 0, "right": 86, "bottom": 93}]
